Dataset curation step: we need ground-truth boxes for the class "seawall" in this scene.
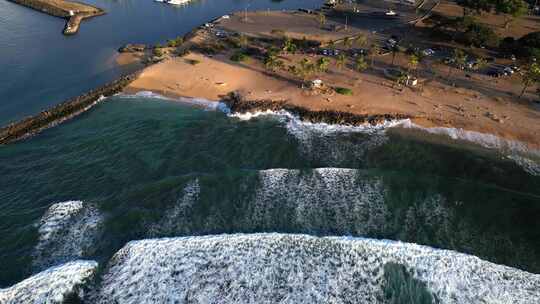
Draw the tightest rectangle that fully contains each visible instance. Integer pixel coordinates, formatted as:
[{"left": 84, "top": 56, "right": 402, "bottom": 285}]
[
  {"left": 7, "top": 0, "right": 105, "bottom": 35},
  {"left": 0, "top": 72, "right": 140, "bottom": 145}
]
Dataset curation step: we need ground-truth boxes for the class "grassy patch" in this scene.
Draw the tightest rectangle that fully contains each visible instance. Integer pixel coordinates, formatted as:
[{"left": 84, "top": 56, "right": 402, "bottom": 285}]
[
  {"left": 185, "top": 59, "right": 201, "bottom": 65},
  {"left": 230, "top": 52, "right": 249, "bottom": 62},
  {"left": 334, "top": 87, "right": 353, "bottom": 95}
]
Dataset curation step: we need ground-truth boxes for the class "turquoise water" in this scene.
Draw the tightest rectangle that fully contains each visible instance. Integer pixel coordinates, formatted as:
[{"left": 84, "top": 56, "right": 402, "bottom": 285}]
[{"left": 1, "top": 96, "right": 539, "bottom": 294}]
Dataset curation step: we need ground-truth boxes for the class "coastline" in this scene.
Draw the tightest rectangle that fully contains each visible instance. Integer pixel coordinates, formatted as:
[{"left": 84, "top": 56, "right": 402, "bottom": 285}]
[
  {"left": 7, "top": 0, "right": 105, "bottom": 35},
  {"left": 2, "top": 6, "right": 539, "bottom": 152}
]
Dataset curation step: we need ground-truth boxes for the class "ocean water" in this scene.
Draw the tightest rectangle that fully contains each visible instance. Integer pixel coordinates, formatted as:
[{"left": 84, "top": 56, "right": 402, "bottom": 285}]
[{"left": 0, "top": 95, "right": 539, "bottom": 302}]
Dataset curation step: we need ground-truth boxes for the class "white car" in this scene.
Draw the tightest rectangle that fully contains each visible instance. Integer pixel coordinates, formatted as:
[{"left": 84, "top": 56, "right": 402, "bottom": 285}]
[
  {"left": 422, "top": 48, "right": 435, "bottom": 56},
  {"left": 503, "top": 67, "right": 514, "bottom": 75}
]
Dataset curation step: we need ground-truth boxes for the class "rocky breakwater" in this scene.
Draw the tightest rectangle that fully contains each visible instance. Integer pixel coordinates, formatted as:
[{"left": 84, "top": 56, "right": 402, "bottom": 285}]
[
  {"left": 8, "top": 0, "right": 105, "bottom": 35},
  {"left": 224, "top": 92, "right": 411, "bottom": 126},
  {"left": 0, "top": 72, "right": 140, "bottom": 145}
]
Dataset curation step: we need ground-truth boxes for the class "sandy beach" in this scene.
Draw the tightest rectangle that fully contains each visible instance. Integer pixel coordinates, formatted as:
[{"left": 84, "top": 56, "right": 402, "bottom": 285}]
[
  {"left": 121, "top": 5, "right": 540, "bottom": 149},
  {"left": 126, "top": 50, "right": 540, "bottom": 148}
]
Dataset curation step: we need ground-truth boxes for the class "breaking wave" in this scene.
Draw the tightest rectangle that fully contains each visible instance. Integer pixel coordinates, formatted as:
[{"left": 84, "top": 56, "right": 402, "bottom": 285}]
[
  {"left": 400, "top": 120, "right": 540, "bottom": 176},
  {"left": 92, "top": 234, "right": 540, "bottom": 304},
  {"left": 251, "top": 168, "right": 388, "bottom": 235},
  {"left": 33, "top": 201, "right": 103, "bottom": 271},
  {"left": 148, "top": 179, "right": 201, "bottom": 236},
  {"left": 0, "top": 260, "right": 97, "bottom": 304},
  {"left": 230, "top": 110, "right": 407, "bottom": 166}
]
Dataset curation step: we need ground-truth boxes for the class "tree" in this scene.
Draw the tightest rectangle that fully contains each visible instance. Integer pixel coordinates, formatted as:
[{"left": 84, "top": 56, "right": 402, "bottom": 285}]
[
  {"left": 336, "top": 53, "right": 347, "bottom": 70},
  {"left": 316, "top": 57, "right": 331, "bottom": 73},
  {"left": 520, "top": 62, "right": 540, "bottom": 97},
  {"left": 408, "top": 54, "right": 419, "bottom": 76},
  {"left": 238, "top": 34, "right": 249, "bottom": 49},
  {"left": 328, "top": 40, "right": 336, "bottom": 50},
  {"left": 282, "top": 37, "right": 297, "bottom": 54},
  {"left": 370, "top": 43, "right": 381, "bottom": 68},
  {"left": 448, "top": 49, "right": 468, "bottom": 79},
  {"left": 343, "top": 37, "right": 353, "bottom": 50},
  {"left": 390, "top": 44, "right": 400, "bottom": 66},
  {"left": 264, "top": 54, "right": 284, "bottom": 71},
  {"left": 318, "top": 12, "right": 326, "bottom": 28},
  {"left": 355, "top": 34, "right": 368, "bottom": 48},
  {"left": 153, "top": 47, "right": 163, "bottom": 57},
  {"left": 355, "top": 55, "right": 368, "bottom": 73},
  {"left": 474, "top": 57, "right": 489, "bottom": 70},
  {"left": 297, "top": 58, "right": 317, "bottom": 82},
  {"left": 456, "top": 0, "right": 494, "bottom": 15},
  {"left": 395, "top": 73, "right": 408, "bottom": 90},
  {"left": 495, "top": 0, "right": 528, "bottom": 29}
]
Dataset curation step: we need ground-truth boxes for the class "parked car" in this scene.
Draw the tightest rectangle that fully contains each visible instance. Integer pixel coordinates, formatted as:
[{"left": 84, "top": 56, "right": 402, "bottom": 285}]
[
  {"left": 487, "top": 68, "right": 505, "bottom": 77},
  {"left": 386, "top": 38, "right": 397, "bottom": 47},
  {"left": 320, "top": 49, "right": 340, "bottom": 56},
  {"left": 503, "top": 67, "right": 514, "bottom": 75},
  {"left": 422, "top": 48, "right": 435, "bottom": 56},
  {"left": 350, "top": 48, "right": 368, "bottom": 57}
]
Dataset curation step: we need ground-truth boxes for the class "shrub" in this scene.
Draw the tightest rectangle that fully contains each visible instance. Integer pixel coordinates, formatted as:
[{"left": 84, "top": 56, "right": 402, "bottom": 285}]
[
  {"left": 153, "top": 48, "right": 163, "bottom": 57},
  {"left": 230, "top": 52, "right": 249, "bottom": 62},
  {"left": 185, "top": 59, "right": 201, "bottom": 65},
  {"left": 167, "top": 37, "right": 183, "bottom": 47},
  {"left": 270, "top": 29, "right": 286, "bottom": 37},
  {"left": 519, "top": 32, "right": 540, "bottom": 48},
  {"left": 334, "top": 87, "right": 353, "bottom": 95},
  {"left": 461, "top": 23, "right": 499, "bottom": 47}
]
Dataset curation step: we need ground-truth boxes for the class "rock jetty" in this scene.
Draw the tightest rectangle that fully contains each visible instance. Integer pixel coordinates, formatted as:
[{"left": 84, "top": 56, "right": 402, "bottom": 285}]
[{"left": 8, "top": 0, "right": 105, "bottom": 35}]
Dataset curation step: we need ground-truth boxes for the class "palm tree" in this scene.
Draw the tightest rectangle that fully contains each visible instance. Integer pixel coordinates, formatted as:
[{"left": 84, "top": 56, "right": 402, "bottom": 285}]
[
  {"left": 355, "top": 34, "right": 368, "bottom": 48},
  {"left": 448, "top": 49, "right": 468, "bottom": 79},
  {"left": 336, "top": 53, "right": 347, "bottom": 70},
  {"left": 343, "top": 37, "right": 353, "bottom": 50},
  {"left": 328, "top": 40, "right": 336, "bottom": 50},
  {"left": 391, "top": 44, "right": 400, "bottom": 66},
  {"left": 318, "top": 12, "right": 326, "bottom": 29},
  {"left": 298, "top": 58, "right": 316, "bottom": 82},
  {"left": 355, "top": 55, "right": 368, "bottom": 73},
  {"left": 316, "top": 57, "right": 331, "bottom": 73},
  {"left": 408, "top": 54, "right": 419, "bottom": 76},
  {"left": 282, "top": 37, "right": 297, "bottom": 54},
  {"left": 520, "top": 62, "right": 540, "bottom": 97},
  {"left": 370, "top": 43, "right": 380, "bottom": 68},
  {"left": 264, "top": 54, "right": 283, "bottom": 72},
  {"left": 238, "top": 34, "right": 249, "bottom": 49}
]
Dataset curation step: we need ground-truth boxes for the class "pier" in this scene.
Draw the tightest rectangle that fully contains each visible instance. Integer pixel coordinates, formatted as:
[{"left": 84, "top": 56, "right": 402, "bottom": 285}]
[{"left": 8, "top": 0, "right": 105, "bottom": 35}]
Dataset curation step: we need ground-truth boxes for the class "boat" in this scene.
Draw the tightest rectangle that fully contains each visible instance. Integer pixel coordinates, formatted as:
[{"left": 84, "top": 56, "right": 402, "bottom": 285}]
[{"left": 155, "top": 0, "right": 191, "bottom": 5}]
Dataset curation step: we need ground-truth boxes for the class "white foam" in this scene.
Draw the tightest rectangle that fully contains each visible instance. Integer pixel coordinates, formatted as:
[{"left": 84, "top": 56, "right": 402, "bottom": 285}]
[
  {"left": 252, "top": 168, "right": 388, "bottom": 235},
  {"left": 148, "top": 179, "right": 201, "bottom": 236},
  {"left": 119, "top": 91, "right": 230, "bottom": 112},
  {"left": 33, "top": 201, "right": 103, "bottom": 270},
  {"left": 230, "top": 110, "right": 408, "bottom": 165},
  {"left": 400, "top": 121, "right": 540, "bottom": 175},
  {"left": 0, "top": 260, "right": 98, "bottom": 304},
  {"left": 94, "top": 234, "right": 540, "bottom": 304}
]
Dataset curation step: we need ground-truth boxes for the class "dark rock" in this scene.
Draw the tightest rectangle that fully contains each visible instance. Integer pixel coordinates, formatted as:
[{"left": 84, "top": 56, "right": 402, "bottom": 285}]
[
  {"left": 224, "top": 92, "right": 411, "bottom": 126},
  {"left": 118, "top": 44, "right": 147, "bottom": 53}
]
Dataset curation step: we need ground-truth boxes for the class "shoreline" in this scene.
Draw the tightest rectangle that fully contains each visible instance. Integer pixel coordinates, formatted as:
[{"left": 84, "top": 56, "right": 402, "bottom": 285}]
[
  {"left": 2, "top": 5, "right": 539, "bottom": 151},
  {"left": 8, "top": 0, "right": 105, "bottom": 35}
]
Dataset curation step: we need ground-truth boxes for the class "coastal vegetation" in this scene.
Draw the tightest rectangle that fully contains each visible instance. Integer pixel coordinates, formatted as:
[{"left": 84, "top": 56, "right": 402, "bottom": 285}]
[{"left": 334, "top": 87, "right": 353, "bottom": 95}]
